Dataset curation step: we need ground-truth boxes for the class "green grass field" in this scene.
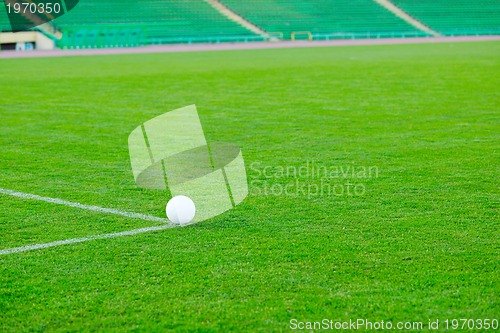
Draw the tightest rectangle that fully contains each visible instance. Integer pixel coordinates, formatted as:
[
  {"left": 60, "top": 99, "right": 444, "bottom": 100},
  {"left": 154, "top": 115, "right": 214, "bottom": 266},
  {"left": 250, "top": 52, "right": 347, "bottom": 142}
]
[{"left": 0, "top": 41, "right": 499, "bottom": 332}]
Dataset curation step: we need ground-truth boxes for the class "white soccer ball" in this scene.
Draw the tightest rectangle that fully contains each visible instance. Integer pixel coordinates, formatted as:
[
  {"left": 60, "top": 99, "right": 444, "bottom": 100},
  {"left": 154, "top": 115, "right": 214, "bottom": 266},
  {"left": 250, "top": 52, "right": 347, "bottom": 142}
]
[{"left": 166, "top": 195, "right": 196, "bottom": 225}]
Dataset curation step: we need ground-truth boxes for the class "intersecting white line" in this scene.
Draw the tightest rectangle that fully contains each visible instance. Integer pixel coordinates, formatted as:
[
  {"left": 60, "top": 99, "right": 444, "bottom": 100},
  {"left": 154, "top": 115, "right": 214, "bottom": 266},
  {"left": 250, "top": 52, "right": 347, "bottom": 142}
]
[{"left": 0, "top": 188, "right": 174, "bottom": 255}]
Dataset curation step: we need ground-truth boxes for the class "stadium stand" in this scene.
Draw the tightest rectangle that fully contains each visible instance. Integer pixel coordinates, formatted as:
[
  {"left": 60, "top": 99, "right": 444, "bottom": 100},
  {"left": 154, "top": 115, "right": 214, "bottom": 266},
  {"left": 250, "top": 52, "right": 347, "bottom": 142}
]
[
  {"left": 391, "top": 0, "right": 500, "bottom": 36},
  {"left": 52, "top": 0, "right": 261, "bottom": 48},
  {"left": 1, "top": 0, "right": 499, "bottom": 49},
  {"left": 222, "top": 0, "right": 426, "bottom": 39}
]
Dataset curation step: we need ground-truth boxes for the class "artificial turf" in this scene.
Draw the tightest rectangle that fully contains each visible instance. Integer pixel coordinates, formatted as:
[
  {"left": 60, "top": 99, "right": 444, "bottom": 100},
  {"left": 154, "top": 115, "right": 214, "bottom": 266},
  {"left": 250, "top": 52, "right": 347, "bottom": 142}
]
[{"left": 0, "top": 41, "right": 498, "bottom": 331}]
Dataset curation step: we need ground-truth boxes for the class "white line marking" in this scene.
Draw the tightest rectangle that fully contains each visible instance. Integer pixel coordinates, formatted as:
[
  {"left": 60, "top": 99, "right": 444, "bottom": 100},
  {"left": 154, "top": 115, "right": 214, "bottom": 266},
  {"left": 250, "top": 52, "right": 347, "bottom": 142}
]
[
  {"left": 0, "top": 224, "right": 173, "bottom": 255},
  {"left": 0, "top": 188, "right": 167, "bottom": 223},
  {"left": 0, "top": 188, "right": 175, "bottom": 255},
  {"left": 374, "top": 0, "right": 440, "bottom": 36}
]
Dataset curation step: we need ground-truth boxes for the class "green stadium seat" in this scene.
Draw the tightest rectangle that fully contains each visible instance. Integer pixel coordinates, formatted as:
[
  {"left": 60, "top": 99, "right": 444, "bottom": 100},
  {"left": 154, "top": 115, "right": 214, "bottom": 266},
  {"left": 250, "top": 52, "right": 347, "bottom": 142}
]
[
  {"left": 1, "top": 0, "right": 498, "bottom": 48},
  {"left": 51, "top": 0, "right": 259, "bottom": 48},
  {"left": 391, "top": 0, "right": 500, "bottom": 36},
  {"left": 222, "top": 0, "right": 426, "bottom": 39}
]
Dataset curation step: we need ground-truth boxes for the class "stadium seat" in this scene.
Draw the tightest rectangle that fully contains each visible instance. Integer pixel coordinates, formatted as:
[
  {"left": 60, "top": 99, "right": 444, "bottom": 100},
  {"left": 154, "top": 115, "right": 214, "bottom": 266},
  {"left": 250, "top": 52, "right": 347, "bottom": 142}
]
[
  {"left": 0, "top": 0, "right": 498, "bottom": 48},
  {"left": 51, "top": 0, "right": 260, "bottom": 48},
  {"left": 391, "top": 0, "right": 500, "bottom": 35},
  {"left": 221, "top": 0, "right": 426, "bottom": 39}
]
